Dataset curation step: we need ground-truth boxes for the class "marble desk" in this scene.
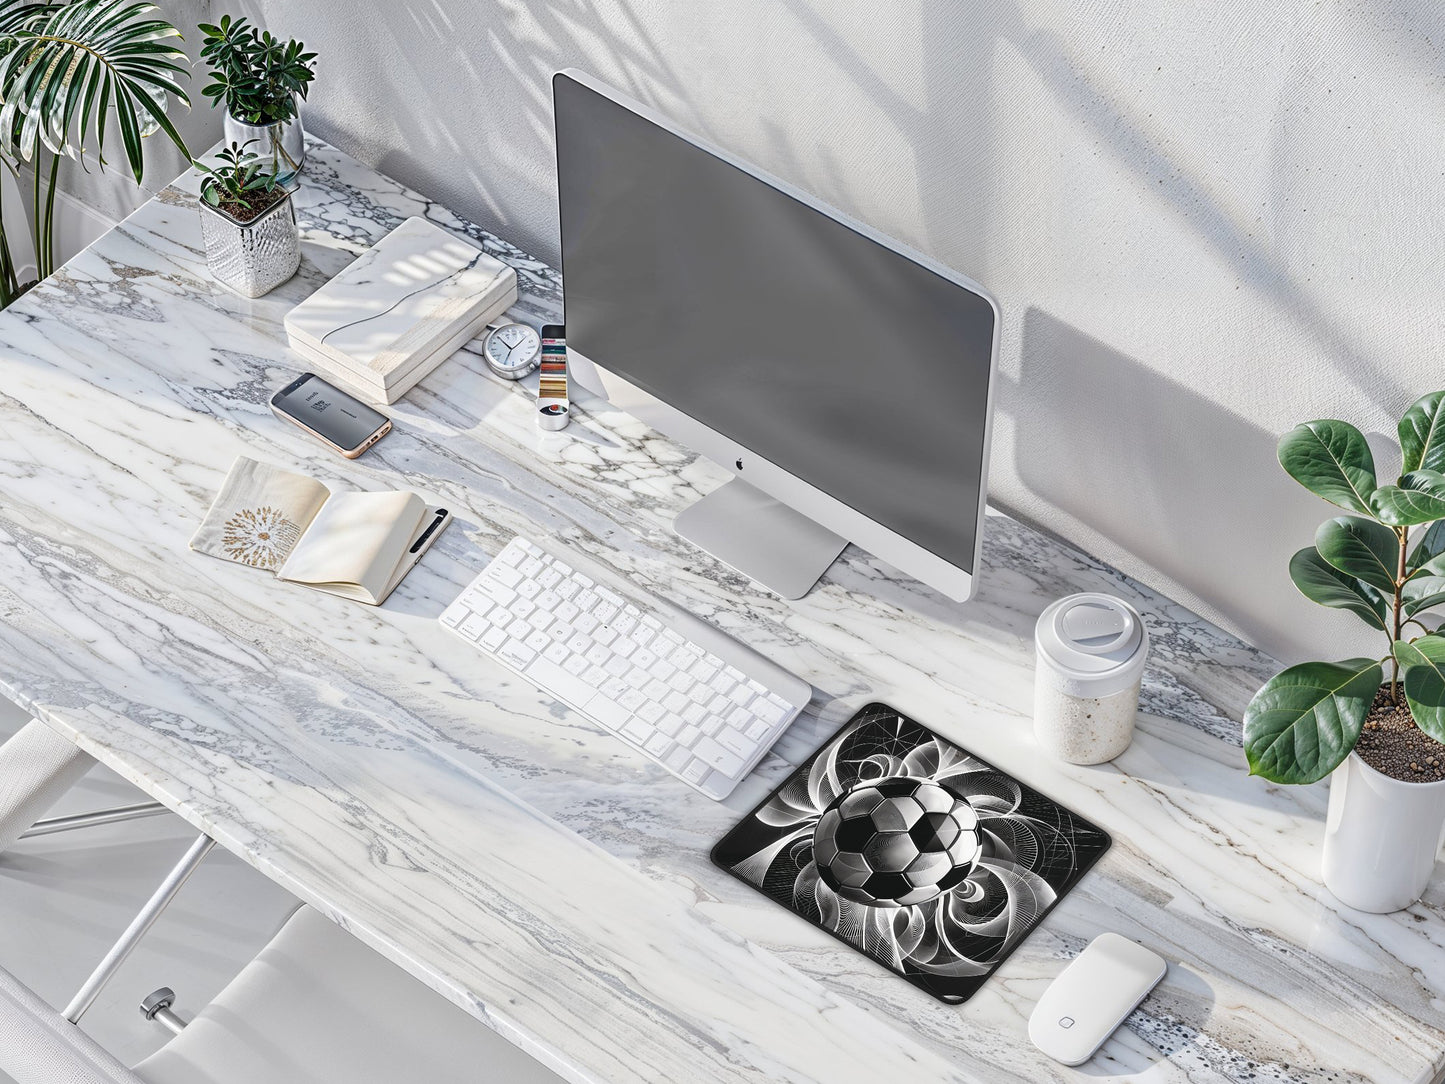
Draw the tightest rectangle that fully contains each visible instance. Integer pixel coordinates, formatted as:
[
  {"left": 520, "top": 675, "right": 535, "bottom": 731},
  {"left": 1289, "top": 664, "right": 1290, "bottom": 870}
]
[{"left": 0, "top": 137, "right": 1441, "bottom": 1084}]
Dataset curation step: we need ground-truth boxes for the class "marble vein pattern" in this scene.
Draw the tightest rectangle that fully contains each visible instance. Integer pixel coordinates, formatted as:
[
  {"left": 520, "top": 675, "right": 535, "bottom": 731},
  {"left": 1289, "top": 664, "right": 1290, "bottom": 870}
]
[{"left": 0, "top": 135, "right": 1440, "bottom": 1084}]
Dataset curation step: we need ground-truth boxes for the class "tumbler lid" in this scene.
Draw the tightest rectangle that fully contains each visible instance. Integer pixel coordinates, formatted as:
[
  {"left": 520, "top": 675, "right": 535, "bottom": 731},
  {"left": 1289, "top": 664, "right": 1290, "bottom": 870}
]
[{"left": 1035, "top": 593, "right": 1149, "bottom": 698}]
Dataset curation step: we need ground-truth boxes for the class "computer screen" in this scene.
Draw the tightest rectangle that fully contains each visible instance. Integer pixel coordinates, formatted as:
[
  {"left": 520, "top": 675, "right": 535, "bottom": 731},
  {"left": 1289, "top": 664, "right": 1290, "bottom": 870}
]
[{"left": 554, "top": 73, "right": 996, "bottom": 577}]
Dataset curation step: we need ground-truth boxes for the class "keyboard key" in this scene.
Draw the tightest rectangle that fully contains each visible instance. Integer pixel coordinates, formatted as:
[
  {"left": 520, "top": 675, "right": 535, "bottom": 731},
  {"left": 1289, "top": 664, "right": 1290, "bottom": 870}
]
[
  {"left": 584, "top": 665, "right": 609, "bottom": 686},
  {"left": 498, "top": 641, "right": 536, "bottom": 669},
  {"left": 693, "top": 736, "right": 744, "bottom": 776},
  {"left": 458, "top": 613, "right": 491, "bottom": 640},
  {"left": 519, "top": 556, "right": 543, "bottom": 578},
  {"left": 491, "top": 564, "right": 522, "bottom": 588},
  {"left": 718, "top": 728, "right": 753, "bottom": 757},
  {"left": 543, "top": 641, "right": 570, "bottom": 665},
  {"left": 663, "top": 691, "right": 689, "bottom": 713},
  {"left": 521, "top": 655, "right": 594, "bottom": 708},
  {"left": 575, "top": 613, "right": 600, "bottom": 634},
  {"left": 663, "top": 746, "right": 691, "bottom": 772},
  {"left": 600, "top": 676, "right": 629, "bottom": 701},
  {"left": 498, "top": 546, "right": 525, "bottom": 566},
  {"left": 643, "top": 732, "right": 672, "bottom": 756},
  {"left": 620, "top": 718, "right": 651, "bottom": 744},
  {"left": 563, "top": 655, "right": 588, "bottom": 677},
  {"left": 517, "top": 580, "right": 541, "bottom": 600},
  {"left": 589, "top": 697, "right": 631, "bottom": 731},
  {"left": 480, "top": 626, "right": 508, "bottom": 652},
  {"left": 682, "top": 759, "right": 710, "bottom": 784},
  {"left": 586, "top": 644, "right": 611, "bottom": 667},
  {"left": 681, "top": 703, "right": 707, "bottom": 726},
  {"left": 507, "top": 618, "right": 531, "bottom": 640},
  {"left": 441, "top": 605, "right": 468, "bottom": 628},
  {"left": 619, "top": 688, "right": 647, "bottom": 712},
  {"left": 526, "top": 630, "right": 551, "bottom": 653}
]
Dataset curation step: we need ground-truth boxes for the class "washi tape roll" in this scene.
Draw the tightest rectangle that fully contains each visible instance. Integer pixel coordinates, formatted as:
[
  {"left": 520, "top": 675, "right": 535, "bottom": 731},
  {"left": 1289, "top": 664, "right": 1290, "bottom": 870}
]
[{"left": 537, "top": 323, "right": 569, "bottom": 431}]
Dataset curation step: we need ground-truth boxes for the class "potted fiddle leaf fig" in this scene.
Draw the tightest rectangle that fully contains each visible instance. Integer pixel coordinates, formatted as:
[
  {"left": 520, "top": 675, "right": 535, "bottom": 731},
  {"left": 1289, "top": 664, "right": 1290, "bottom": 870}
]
[
  {"left": 1244, "top": 390, "right": 1445, "bottom": 912},
  {"left": 195, "top": 140, "right": 300, "bottom": 297}
]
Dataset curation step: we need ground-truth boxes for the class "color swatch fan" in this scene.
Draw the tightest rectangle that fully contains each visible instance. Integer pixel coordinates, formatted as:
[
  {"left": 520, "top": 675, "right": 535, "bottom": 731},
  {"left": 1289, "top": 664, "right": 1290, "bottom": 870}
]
[{"left": 712, "top": 703, "right": 1111, "bottom": 1003}]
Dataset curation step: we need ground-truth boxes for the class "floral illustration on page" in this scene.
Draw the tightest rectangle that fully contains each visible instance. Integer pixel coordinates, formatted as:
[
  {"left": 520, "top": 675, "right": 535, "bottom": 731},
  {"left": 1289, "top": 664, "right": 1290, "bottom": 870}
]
[{"left": 221, "top": 506, "right": 300, "bottom": 570}]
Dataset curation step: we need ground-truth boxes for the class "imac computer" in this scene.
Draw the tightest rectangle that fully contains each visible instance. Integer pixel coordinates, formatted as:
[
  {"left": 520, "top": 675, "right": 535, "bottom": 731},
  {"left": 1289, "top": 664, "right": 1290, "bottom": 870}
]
[{"left": 553, "top": 70, "right": 1000, "bottom": 602}]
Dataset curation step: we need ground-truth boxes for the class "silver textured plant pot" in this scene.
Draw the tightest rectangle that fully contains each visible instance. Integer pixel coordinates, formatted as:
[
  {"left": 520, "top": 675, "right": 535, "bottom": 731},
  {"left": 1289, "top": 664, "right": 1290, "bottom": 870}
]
[
  {"left": 198, "top": 192, "right": 301, "bottom": 298},
  {"left": 224, "top": 104, "right": 305, "bottom": 188}
]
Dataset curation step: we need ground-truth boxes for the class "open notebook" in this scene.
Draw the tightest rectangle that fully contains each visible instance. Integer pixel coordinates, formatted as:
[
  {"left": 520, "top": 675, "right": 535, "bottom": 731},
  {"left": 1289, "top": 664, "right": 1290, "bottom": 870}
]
[{"left": 191, "top": 457, "right": 450, "bottom": 605}]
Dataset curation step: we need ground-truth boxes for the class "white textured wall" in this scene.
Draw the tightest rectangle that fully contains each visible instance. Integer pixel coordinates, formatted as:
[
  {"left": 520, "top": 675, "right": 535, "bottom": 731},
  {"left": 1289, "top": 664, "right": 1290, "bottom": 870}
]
[{"left": 215, "top": 0, "right": 1443, "bottom": 665}]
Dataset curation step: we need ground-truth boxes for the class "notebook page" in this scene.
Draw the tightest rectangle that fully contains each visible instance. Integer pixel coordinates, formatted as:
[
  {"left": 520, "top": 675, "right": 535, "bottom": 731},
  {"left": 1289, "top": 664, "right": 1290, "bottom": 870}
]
[
  {"left": 190, "top": 457, "right": 331, "bottom": 572},
  {"left": 277, "top": 490, "right": 425, "bottom": 604}
]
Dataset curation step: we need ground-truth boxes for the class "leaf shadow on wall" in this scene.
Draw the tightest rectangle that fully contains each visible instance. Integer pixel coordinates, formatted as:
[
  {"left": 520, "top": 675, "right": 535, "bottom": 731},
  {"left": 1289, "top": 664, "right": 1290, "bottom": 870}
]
[{"left": 1010, "top": 306, "right": 1374, "bottom": 665}]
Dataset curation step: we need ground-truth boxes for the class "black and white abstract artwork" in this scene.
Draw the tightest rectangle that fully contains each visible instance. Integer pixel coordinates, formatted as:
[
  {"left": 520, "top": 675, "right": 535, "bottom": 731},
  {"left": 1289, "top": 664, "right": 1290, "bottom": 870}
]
[{"left": 712, "top": 703, "right": 1112, "bottom": 1003}]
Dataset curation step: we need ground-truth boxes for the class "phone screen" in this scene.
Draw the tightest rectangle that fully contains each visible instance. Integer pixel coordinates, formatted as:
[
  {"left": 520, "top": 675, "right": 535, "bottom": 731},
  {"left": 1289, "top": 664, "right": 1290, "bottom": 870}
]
[{"left": 271, "top": 374, "right": 389, "bottom": 452}]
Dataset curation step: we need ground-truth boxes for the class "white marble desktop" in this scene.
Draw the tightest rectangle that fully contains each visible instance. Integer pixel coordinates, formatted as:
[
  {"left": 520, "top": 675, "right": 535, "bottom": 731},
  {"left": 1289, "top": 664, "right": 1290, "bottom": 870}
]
[{"left": 0, "top": 136, "right": 1440, "bottom": 1084}]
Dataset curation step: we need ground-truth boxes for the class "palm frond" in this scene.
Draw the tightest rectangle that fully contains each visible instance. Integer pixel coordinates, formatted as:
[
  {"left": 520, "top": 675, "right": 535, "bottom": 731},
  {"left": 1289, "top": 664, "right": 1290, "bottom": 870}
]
[{"left": 0, "top": 0, "right": 191, "bottom": 183}]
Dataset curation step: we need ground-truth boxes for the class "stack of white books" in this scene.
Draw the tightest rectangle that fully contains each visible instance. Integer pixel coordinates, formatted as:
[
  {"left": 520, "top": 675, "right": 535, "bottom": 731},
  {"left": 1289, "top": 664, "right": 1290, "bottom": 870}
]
[{"left": 284, "top": 217, "right": 518, "bottom": 403}]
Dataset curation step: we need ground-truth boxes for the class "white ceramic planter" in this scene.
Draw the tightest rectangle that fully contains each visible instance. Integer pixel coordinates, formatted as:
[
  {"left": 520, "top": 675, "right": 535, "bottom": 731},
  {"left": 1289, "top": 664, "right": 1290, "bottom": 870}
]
[{"left": 1322, "top": 751, "right": 1445, "bottom": 912}]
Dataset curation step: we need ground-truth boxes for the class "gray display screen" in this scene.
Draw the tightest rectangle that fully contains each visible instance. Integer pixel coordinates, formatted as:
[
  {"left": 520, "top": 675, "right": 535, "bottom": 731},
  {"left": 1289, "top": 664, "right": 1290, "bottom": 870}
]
[{"left": 554, "top": 74, "right": 996, "bottom": 574}]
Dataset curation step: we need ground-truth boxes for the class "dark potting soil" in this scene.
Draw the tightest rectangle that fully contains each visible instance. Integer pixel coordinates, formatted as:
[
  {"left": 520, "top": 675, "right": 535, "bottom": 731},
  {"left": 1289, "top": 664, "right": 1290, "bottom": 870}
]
[
  {"left": 1355, "top": 687, "right": 1445, "bottom": 783},
  {"left": 211, "top": 186, "right": 287, "bottom": 223}
]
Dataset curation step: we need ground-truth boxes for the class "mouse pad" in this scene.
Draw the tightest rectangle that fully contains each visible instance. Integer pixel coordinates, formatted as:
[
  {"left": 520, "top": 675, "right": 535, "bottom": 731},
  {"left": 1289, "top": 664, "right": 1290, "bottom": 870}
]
[{"left": 711, "top": 702, "right": 1112, "bottom": 1004}]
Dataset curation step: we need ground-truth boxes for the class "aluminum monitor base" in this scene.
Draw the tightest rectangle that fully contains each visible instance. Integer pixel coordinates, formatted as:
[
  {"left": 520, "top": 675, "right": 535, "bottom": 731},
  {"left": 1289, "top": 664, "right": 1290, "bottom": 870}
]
[{"left": 674, "top": 478, "right": 846, "bottom": 599}]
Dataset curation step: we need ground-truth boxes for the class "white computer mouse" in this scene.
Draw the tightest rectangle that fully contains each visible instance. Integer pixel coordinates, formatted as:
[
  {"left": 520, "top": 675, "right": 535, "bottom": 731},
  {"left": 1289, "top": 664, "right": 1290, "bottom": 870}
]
[{"left": 1027, "top": 933, "right": 1167, "bottom": 1066}]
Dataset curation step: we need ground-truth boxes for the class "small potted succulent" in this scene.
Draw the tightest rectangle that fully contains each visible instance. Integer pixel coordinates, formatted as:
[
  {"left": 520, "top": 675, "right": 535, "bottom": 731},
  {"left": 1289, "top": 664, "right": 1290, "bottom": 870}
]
[
  {"left": 1244, "top": 390, "right": 1445, "bottom": 912},
  {"left": 196, "top": 141, "right": 301, "bottom": 298},
  {"left": 198, "top": 14, "right": 316, "bottom": 187}
]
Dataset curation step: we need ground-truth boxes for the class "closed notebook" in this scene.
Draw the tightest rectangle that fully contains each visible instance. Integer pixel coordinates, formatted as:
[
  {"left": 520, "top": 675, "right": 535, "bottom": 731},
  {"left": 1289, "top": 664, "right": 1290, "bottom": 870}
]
[
  {"left": 190, "top": 456, "right": 449, "bottom": 606},
  {"left": 284, "top": 217, "right": 518, "bottom": 403}
]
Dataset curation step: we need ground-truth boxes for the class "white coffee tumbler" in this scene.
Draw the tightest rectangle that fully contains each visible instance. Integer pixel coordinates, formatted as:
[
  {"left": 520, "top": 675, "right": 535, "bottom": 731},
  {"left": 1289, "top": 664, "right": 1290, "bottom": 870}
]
[{"left": 1034, "top": 594, "right": 1150, "bottom": 765}]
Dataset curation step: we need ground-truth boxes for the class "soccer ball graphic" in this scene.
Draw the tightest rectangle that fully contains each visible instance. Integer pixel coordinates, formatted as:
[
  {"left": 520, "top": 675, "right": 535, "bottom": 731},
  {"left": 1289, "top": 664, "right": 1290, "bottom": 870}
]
[{"left": 812, "top": 778, "right": 981, "bottom": 908}]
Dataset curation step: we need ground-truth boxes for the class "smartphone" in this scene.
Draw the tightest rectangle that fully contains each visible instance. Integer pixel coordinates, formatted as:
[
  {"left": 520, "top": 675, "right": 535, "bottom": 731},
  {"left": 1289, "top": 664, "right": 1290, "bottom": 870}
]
[{"left": 270, "top": 373, "right": 392, "bottom": 458}]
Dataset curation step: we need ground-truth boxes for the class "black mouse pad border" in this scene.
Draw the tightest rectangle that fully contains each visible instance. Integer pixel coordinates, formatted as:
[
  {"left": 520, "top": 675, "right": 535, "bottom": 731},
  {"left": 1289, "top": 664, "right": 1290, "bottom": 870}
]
[{"left": 710, "top": 702, "right": 1112, "bottom": 1004}]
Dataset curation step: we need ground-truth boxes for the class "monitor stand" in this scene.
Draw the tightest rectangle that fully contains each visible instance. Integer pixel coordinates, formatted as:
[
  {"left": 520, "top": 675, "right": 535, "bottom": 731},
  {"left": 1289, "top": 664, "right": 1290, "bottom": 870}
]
[{"left": 674, "top": 478, "right": 847, "bottom": 600}]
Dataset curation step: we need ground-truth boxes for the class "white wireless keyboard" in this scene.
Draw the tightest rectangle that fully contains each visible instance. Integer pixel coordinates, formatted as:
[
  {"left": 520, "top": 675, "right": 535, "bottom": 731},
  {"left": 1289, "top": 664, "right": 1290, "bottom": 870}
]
[{"left": 441, "top": 536, "right": 811, "bottom": 799}]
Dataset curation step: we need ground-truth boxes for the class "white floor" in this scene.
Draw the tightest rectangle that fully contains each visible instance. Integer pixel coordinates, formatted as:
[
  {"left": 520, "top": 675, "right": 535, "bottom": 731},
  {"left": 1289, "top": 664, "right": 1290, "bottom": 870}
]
[{"left": 0, "top": 698, "right": 300, "bottom": 1077}]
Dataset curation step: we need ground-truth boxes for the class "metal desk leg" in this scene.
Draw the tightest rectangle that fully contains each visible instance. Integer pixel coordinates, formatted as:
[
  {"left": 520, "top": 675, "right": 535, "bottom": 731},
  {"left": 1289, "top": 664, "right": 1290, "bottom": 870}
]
[{"left": 0, "top": 719, "right": 95, "bottom": 856}]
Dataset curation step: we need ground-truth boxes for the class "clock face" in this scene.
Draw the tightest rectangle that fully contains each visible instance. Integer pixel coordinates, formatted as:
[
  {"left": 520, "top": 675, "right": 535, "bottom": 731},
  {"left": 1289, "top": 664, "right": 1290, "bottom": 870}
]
[{"left": 484, "top": 323, "right": 541, "bottom": 377}]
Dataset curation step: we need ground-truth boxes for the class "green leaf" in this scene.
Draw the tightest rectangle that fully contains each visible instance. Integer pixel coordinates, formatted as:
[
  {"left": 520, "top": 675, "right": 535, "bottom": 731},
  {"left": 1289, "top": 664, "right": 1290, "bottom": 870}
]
[
  {"left": 1393, "top": 637, "right": 1445, "bottom": 743},
  {"left": 1369, "top": 470, "right": 1445, "bottom": 526},
  {"left": 1315, "top": 516, "right": 1401, "bottom": 593},
  {"left": 1277, "top": 420, "right": 1378, "bottom": 516},
  {"left": 1244, "top": 659, "right": 1383, "bottom": 783},
  {"left": 1400, "top": 391, "right": 1445, "bottom": 476},
  {"left": 1288, "top": 547, "right": 1388, "bottom": 628},
  {"left": 1409, "top": 519, "right": 1445, "bottom": 571},
  {"left": 1404, "top": 574, "right": 1445, "bottom": 617}
]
